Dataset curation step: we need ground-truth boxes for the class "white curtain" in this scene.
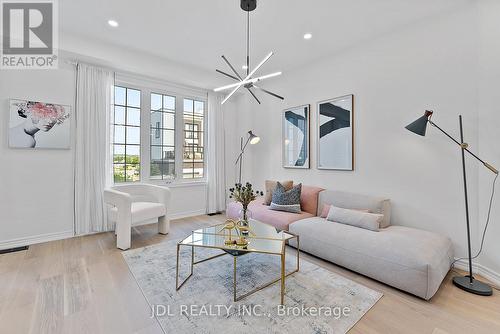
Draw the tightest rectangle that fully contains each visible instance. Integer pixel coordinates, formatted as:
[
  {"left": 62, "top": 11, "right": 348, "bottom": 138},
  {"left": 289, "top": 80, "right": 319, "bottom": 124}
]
[
  {"left": 206, "top": 92, "right": 227, "bottom": 213},
  {"left": 74, "top": 63, "right": 114, "bottom": 234}
]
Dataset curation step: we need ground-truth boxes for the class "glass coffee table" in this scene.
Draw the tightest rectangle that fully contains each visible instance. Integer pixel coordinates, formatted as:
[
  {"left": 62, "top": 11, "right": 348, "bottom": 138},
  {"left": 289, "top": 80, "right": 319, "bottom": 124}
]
[{"left": 176, "top": 219, "right": 300, "bottom": 305}]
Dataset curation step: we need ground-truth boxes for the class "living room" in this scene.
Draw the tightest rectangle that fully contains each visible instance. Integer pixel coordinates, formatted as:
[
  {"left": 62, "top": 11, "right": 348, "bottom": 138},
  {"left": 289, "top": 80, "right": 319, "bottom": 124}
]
[{"left": 1, "top": 0, "right": 499, "bottom": 333}]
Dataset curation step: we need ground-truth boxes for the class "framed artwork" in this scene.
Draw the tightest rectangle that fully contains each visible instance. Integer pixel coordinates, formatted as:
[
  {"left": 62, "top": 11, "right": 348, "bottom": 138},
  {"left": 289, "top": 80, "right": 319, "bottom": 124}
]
[
  {"left": 317, "top": 94, "right": 354, "bottom": 170},
  {"left": 8, "top": 99, "right": 71, "bottom": 149},
  {"left": 282, "top": 104, "right": 310, "bottom": 168}
]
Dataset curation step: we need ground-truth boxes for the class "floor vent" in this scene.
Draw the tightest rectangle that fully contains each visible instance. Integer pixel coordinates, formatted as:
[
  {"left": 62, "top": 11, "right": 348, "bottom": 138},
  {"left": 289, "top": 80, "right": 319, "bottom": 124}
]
[{"left": 0, "top": 246, "right": 29, "bottom": 255}]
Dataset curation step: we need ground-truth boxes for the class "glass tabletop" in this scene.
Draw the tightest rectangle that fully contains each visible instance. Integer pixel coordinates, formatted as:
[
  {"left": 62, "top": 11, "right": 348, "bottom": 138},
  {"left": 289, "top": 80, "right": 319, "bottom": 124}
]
[{"left": 179, "top": 219, "right": 295, "bottom": 255}]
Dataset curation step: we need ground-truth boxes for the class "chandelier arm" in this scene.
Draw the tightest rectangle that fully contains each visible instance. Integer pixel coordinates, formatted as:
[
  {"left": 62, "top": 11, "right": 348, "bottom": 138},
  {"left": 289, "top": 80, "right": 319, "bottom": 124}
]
[
  {"left": 246, "top": 52, "right": 273, "bottom": 80},
  {"left": 221, "top": 84, "right": 242, "bottom": 104},
  {"left": 216, "top": 69, "right": 240, "bottom": 81},
  {"left": 221, "top": 55, "right": 243, "bottom": 80},
  {"left": 246, "top": 87, "right": 261, "bottom": 104}
]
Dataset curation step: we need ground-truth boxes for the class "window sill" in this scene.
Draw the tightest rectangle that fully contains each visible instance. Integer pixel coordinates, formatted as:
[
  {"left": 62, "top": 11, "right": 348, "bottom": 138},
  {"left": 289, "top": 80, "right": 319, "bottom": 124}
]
[{"left": 149, "top": 180, "right": 208, "bottom": 188}]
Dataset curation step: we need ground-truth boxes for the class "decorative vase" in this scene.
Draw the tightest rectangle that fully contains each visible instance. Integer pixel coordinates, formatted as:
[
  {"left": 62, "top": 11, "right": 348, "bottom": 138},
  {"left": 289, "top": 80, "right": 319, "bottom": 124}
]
[{"left": 238, "top": 207, "right": 252, "bottom": 235}]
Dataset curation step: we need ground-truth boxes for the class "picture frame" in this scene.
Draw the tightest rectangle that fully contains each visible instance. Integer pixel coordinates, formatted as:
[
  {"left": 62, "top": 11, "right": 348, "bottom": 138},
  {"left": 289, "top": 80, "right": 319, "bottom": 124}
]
[
  {"left": 282, "top": 104, "right": 310, "bottom": 169},
  {"left": 317, "top": 94, "right": 354, "bottom": 170}
]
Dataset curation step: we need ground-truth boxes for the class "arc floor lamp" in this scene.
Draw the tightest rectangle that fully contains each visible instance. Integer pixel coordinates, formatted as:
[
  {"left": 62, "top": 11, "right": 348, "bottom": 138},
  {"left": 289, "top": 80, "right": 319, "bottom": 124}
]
[
  {"left": 235, "top": 130, "right": 260, "bottom": 184},
  {"left": 405, "top": 110, "right": 498, "bottom": 296}
]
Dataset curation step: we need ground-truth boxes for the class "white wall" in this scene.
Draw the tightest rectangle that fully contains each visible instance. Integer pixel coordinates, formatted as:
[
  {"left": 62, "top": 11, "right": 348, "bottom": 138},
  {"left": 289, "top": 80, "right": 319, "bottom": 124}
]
[
  {"left": 237, "top": 4, "right": 492, "bottom": 269},
  {"left": 477, "top": 0, "right": 500, "bottom": 276},
  {"left": 0, "top": 64, "right": 76, "bottom": 245}
]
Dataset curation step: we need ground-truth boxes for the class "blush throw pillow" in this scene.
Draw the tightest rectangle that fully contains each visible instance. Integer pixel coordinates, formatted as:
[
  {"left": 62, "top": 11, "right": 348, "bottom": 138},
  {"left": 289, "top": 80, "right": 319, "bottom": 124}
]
[
  {"left": 270, "top": 182, "right": 302, "bottom": 213},
  {"left": 326, "top": 205, "right": 383, "bottom": 232},
  {"left": 263, "top": 180, "right": 293, "bottom": 205}
]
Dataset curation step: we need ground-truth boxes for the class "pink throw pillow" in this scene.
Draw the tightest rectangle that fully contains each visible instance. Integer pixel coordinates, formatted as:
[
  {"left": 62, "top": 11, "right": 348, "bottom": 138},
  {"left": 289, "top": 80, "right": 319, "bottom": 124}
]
[{"left": 320, "top": 204, "right": 331, "bottom": 218}]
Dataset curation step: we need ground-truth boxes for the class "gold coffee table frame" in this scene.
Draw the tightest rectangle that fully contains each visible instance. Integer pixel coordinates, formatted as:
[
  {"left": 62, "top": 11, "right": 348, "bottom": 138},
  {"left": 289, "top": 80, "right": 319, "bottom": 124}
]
[{"left": 175, "top": 221, "right": 299, "bottom": 305}]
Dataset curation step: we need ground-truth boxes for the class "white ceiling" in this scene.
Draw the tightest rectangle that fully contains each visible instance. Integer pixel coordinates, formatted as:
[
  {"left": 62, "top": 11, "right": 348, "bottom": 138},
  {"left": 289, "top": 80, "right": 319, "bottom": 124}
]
[{"left": 60, "top": 0, "right": 471, "bottom": 76}]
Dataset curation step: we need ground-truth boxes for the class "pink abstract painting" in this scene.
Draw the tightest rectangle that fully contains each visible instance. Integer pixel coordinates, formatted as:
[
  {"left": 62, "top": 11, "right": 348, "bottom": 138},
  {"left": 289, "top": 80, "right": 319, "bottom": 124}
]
[{"left": 9, "top": 99, "right": 71, "bottom": 149}]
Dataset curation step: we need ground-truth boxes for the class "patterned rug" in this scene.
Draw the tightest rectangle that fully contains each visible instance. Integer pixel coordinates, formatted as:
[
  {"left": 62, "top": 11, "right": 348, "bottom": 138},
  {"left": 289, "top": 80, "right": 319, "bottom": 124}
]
[{"left": 123, "top": 240, "right": 382, "bottom": 334}]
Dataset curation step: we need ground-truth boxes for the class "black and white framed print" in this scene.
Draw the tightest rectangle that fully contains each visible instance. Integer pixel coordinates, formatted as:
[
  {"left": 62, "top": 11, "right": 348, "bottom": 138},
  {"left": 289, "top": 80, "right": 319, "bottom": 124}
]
[
  {"left": 317, "top": 95, "right": 354, "bottom": 170},
  {"left": 9, "top": 99, "right": 71, "bottom": 149},
  {"left": 282, "top": 104, "right": 310, "bottom": 168}
]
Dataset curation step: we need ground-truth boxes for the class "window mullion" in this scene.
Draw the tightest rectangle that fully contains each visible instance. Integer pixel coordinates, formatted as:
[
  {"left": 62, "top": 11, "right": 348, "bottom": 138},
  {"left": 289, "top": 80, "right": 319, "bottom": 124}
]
[
  {"left": 175, "top": 96, "right": 184, "bottom": 182},
  {"left": 141, "top": 89, "right": 150, "bottom": 182}
]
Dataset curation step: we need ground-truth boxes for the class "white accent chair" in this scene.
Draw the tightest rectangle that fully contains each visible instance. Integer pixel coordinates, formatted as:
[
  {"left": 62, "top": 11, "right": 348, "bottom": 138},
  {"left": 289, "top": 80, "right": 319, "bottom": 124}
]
[{"left": 103, "top": 184, "right": 171, "bottom": 250}]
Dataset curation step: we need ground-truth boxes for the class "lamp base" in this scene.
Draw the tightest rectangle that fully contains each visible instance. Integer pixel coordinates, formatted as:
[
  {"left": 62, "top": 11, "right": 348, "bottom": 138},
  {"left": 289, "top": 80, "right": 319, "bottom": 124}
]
[{"left": 453, "top": 275, "right": 492, "bottom": 296}]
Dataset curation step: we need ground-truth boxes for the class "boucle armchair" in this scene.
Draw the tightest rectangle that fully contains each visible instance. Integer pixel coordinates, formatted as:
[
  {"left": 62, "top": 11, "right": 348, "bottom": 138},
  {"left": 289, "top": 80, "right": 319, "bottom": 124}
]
[{"left": 104, "top": 184, "right": 171, "bottom": 250}]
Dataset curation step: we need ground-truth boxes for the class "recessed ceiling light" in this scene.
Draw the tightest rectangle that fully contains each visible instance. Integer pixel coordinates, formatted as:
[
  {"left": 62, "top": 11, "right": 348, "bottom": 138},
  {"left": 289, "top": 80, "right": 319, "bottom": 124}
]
[
  {"left": 108, "top": 20, "right": 119, "bottom": 27},
  {"left": 242, "top": 65, "right": 248, "bottom": 70},
  {"left": 303, "top": 33, "right": 312, "bottom": 40}
]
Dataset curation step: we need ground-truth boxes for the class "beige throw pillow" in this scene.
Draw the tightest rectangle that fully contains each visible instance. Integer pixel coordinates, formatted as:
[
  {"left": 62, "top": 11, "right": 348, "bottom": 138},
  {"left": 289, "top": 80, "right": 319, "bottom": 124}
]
[
  {"left": 320, "top": 204, "right": 370, "bottom": 218},
  {"left": 326, "top": 205, "right": 383, "bottom": 232},
  {"left": 263, "top": 180, "right": 293, "bottom": 205}
]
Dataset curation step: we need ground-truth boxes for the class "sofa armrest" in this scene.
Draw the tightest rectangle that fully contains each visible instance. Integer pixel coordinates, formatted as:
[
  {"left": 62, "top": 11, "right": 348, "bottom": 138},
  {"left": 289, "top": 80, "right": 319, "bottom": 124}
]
[
  {"left": 145, "top": 185, "right": 171, "bottom": 212},
  {"left": 103, "top": 188, "right": 132, "bottom": 208}
]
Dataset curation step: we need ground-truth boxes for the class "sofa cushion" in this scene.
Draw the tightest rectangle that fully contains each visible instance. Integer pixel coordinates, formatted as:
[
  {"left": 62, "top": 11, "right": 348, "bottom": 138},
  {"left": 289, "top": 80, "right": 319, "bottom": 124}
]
[
  {"left": 270, "top": 202, "right": 302, "bottom": 213},
  {"left": 264, "top": 180, "right": 293, "bottom": 205},
  {"left": 226, "top": 197, "right": 314, "bottom": 231},
  {"left": 320, "top": 204, "right": 369, "bottom": 218},
  {"left": 289, "top": 217, "right": 453, "bottom": 300},
  {"left": 108, "top": 202, "right": 166, "bottom": 224},
  {"left": 300, "top": 185, "right": 324, "bottom": 215},
  {"left": 326, "top": 205, "right": 383, "bottom": 232},
  {"left": 270, "top": 182, "right": 302, "bottom": 213},
  {"left": 318, "top": 190, "right": 391, "bottom": 228}
]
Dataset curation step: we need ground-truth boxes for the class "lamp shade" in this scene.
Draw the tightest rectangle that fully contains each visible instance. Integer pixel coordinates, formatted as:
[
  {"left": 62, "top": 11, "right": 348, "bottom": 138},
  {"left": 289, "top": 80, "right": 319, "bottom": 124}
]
[
  {"left": 405, "top": 110, "right": 434, "bottom": 136},
  {"left": 248, "top": 130, "right": 260, "bottom": 144}
]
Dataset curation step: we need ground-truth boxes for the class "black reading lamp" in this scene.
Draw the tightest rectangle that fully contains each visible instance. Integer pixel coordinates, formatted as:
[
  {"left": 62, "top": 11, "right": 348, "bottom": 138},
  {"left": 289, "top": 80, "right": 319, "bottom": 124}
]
[{"left": 405, "top": 110, "right": 498, "bottom": 296}]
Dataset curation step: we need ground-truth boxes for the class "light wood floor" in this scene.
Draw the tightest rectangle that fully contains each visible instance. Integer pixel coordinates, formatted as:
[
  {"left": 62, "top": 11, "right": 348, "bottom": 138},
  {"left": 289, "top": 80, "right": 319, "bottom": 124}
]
[{"left": 1, "top": 215, "right": 499, "bottom": 334}]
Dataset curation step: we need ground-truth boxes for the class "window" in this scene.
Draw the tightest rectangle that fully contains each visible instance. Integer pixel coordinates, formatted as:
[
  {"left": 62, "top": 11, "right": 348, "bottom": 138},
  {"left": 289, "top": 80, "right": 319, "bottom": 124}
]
[
  {"left": 150, "top": 93, "right": 176, "bottom": 179},
  {"left": 183, "top": 99, "right": 204, "bottom": 179},
  {"left": 112, "top": 82, "right": 206, "bottom": 184},
  {"left": 113, "top": 86, "right": 141, "bottom": 183}
]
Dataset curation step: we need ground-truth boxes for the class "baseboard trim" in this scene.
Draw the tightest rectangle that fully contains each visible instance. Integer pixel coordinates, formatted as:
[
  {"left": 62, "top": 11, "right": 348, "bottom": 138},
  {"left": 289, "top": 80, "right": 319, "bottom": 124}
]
[
  {"left": 454, "top": 259, "right": 500, "bottom": 287},
  {"left": 170, "top": 209, "right": 208, "bottom": 220},
  {"left": 0, "top": 230, "right": 74, "bottom": 251}
]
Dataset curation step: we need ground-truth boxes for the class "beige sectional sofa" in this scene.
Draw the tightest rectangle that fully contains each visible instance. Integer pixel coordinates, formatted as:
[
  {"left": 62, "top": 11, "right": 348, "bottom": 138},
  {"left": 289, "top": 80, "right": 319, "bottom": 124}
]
[{"left": 226, "top": 187, "right": 454, "bottom": 300}]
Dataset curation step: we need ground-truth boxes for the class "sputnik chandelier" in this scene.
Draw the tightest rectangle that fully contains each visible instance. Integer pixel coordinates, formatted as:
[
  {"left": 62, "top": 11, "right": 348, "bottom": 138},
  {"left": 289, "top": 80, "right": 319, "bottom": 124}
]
[{"left": 214, "top": 0, "right": 284, "bottom": 105}]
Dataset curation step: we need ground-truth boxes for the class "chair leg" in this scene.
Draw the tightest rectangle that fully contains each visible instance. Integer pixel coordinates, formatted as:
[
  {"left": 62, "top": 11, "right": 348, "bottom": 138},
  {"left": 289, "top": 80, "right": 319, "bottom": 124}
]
[
  {"left": 158, "top": 216, "right": 170, "bottom": 235},
  {"left": 116, "top": 219, "right": 132, "bottom": 250}
]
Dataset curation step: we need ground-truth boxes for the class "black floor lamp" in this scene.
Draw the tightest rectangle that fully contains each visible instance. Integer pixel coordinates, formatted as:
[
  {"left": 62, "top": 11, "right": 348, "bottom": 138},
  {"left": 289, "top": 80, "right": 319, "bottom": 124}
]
[
  {"left": 235, "top": 130, "right": 260, "bottom": 184},
  {"left": 405, "top": 110, "right": 498, "bottom": 296}
]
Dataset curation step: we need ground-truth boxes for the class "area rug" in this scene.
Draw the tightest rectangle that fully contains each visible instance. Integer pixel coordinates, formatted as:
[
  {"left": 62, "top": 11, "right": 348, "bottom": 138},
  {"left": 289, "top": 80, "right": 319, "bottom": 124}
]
[{"left": 123, "top": 240, "right": 382, "bottom": 334}]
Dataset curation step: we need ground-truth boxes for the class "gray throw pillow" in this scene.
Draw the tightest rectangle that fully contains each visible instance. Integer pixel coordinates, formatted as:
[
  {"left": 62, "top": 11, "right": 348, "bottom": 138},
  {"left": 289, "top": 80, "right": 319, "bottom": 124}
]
[
  {"left": 270, "top": 182, "right": 302, "bottom": 213},
  {"left": 326, "top": 205, "right": 383, "bottom": 232}
]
